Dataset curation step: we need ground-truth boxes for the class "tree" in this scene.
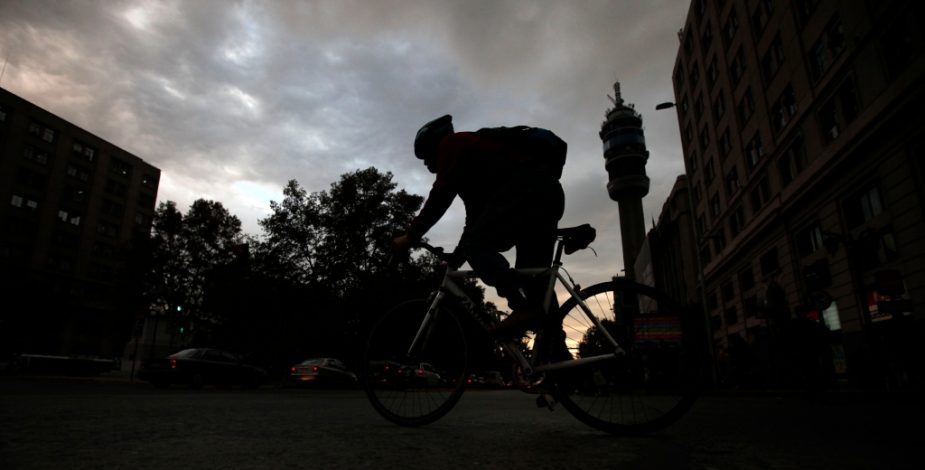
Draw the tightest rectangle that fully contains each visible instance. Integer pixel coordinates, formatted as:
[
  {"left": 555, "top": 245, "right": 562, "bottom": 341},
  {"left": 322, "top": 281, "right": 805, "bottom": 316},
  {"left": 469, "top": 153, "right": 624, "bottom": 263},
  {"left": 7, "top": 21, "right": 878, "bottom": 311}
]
[
  {"left": 145, "top": 199, "right": 244, "bottom": 348},
  {"left": 257, "top": 167, "right": 424, "bottom": 294}
]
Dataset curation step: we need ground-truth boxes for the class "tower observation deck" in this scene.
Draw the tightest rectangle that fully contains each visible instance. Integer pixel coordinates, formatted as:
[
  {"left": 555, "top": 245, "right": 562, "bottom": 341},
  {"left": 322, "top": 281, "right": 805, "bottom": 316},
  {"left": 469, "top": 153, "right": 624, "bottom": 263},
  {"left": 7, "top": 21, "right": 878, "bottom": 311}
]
[{"left": 599, "top": 81, "right": 650, "bottom": 279}]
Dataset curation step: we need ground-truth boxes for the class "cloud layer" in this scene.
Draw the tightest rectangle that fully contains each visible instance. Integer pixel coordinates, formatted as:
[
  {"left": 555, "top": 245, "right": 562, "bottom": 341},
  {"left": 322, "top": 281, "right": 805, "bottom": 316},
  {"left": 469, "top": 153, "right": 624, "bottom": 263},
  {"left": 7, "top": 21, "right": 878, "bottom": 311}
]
[{"left": 1, "top": 0, "right": 690, "bottom": 283}]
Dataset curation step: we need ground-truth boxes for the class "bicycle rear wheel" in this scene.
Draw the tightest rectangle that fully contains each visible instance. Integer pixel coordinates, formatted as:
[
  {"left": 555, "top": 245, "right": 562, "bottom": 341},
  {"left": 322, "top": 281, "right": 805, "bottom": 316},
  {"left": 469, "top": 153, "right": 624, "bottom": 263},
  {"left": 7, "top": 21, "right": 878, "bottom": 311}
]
[
  {"left": 552, "top": 279, "right": 699, "bottom": 435},
  {"left": 363, "top": 298, "right": 468, "bottom": 427}
]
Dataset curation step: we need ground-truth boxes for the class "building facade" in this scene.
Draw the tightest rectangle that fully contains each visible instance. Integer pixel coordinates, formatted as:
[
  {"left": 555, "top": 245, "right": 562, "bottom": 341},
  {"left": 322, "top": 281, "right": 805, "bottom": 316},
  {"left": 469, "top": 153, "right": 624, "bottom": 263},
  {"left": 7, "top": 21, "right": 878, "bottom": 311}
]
[
  {"left": 660, "top": 0, "right": 925, "bottom": 388},
  {"left": 0, "top": 87, "right": 160, "bottom": 360}
]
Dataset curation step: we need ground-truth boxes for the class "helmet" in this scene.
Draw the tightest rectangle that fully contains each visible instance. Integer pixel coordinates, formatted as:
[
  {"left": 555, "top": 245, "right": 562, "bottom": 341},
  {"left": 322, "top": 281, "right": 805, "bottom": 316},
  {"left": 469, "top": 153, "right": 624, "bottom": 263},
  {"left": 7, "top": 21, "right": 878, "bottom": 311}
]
[{"left": 414, "top": 114, "right": 454, "bottom": 160}]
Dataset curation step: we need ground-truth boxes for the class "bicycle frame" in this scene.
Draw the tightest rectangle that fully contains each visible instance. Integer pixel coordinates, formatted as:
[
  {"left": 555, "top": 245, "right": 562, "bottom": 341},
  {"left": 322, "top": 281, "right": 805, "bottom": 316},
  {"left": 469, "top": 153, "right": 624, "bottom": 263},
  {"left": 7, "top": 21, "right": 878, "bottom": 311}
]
[{"left": 410, "top": 261, "right": 627, "bottom": 379}]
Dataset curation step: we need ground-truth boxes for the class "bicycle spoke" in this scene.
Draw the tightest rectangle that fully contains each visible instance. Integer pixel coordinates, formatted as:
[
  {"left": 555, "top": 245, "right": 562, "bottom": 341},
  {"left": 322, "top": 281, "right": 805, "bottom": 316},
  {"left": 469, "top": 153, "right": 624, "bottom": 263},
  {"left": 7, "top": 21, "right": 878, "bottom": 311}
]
[
  {"left": 553, "top": 280, "right": 698, "bottom": 435},
  {"left": 363, "top": 299, "right": 468, "bottom": 427}
]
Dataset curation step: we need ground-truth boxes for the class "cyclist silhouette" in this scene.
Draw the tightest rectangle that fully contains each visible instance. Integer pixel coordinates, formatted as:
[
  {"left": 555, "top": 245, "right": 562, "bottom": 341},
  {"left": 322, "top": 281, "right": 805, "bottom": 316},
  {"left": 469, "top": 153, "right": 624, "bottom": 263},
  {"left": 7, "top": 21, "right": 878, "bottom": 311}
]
[{"left": 392, "top": 115, "right": 566, "bottom": 337}]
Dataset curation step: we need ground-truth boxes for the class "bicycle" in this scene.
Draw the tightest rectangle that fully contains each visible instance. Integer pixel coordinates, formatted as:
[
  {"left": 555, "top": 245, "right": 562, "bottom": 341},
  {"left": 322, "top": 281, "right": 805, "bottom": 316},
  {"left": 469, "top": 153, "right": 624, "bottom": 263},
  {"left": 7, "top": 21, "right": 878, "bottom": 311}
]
[{"left": 362, "top": 224, "right": 699, "bottom": 435}]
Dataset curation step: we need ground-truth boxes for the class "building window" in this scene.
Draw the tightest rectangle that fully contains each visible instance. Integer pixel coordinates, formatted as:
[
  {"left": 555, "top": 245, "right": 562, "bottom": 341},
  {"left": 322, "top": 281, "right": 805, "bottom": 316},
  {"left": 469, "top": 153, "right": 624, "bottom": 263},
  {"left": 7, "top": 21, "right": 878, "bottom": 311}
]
[
  {"left": 28, "top": 121, "right": 57, "bottom": 143},
  {"left": 737, "top": 88, "right": 754, "bottom": 125},
  {"left": 722, "top": 281, "right": 736, "bottom": 303},
  {"left": 795, "top": 0, "right": 819, "bottom": 28},
  {"left": 770, "top": 84, "right": 797, "bottom": 132},
  {"left": 713, "top": 229, "right": 727, "bottom": 253},
  {"left": 728, "top": 205, "right": 745, "bottom": 237},
  {"left": 706, "top": 57, "right": 718, "bottom": 87},
  {"left": 745, "top": 131, "right": 764, "bottom": 171},
  {"left": 803, "top": 259, "right": 832, "bottom": 291},
  {"left": 845, "top": 184, "right": 885, "bottom": 228},
  {"left": 739, "top": 265, "right": 756, "bottom": 292},
  {"left": 0, "top": 103, "right": 7, "bottom": 122},
  {"left": 11, "top": 194, "right": 39, "bottom": 210},
  {"left": 110, "top": 158, "right": 132, "bottom": 178},
  {"left": 105, "top": 179, "right": 127, "bottom": 197},
  {"left": 18, "top": 166, "right": 47, "bottom": 190},
  {"left": 23, "top": 146, "right": 50, "bottom": 165},
  {"left": 705, "top": 157, "right": 716, "bottom": 184},
  {"left": 66, "top": 164, "right": 91, "bottom": 182},
  {"left": 699, "top": 126, "right": 711, "bottom": 150},
  {"left": 695, "top": 92, "right": 705, "bottom": 115},
  {"left": 702, "top": 21, "right": 714, "bottom": 53},
  {"left": 142, "top": 174, "right": 158, "bottom": 187},
  {"left": 713, "top": 94, "right": 727, "bottom": 122},
  {"left": 880, "top": 8, "right": 925, "bottom": 78},
  {"left": 859, "top": 227, "right": 899, "bottom": 270},
  {"left": 687, "top": 150, "right": 699, "bottom": 176},
  {"left": 97, "top": 221, "right": 121, "bottom": 238},
  {"left": 819, "top": 77, "right": 860, "bottom": 143},
  {"left": 719, "top": 128, "right": 731, "bottom": 157},
  {"left": 684, "top": 28, "right": 694, "bottom": 54},
  {"left": 700, "top": 244, "right": 712, "bottom": 266},
  {"left": 71, "top": 141, "right": 97, "bottom": 162},
  {"left": 751, "top": 0, "right": 774, "bottom": 38},
  {"left": 707, "top": 291, "right": 719, "bottom": 312},
  {"left": 684, "top": 123, "right": 694, "bottom": 145},
  {"left": 750, "top": 176, "right": 770, "bottom": 213},
  {"left": 778, "top": 134, "right": 807, "bottom": 187},
  {"left": 680, "top": 95, "right": 690, "bottom": 115},
  {"left": 102, "top": 199, "right": 125, "bottom": 218},
  {"left": 729, "top": 48, "right": 746, "bottom": 85},
  {"left": 139, "top": 192, "right": 155, "bottom": 208},
  {"left": 761, "top": 34, "right": 785, "bottom": 80},
  {"left": 797, "top": 222, "right": 824, "bottom": 257},
  {"left": 723, "top": 7, "right": 739, "bottom": 44},
  {"left": 710, "top": 192, "right": 721, "bottom": 217},
  {"left": 724, "top": 306, "right": 739, "bottom": 325},
  {"left": 724, "top": 166, "right": 740, "bottom": 197},
  {"left": 674, "top": 63, "right": 686, "bottom": 90},
  {"left": 810, "top": 15, "right": 846, "bottom": 80},
  {"left": 690, "top": 61, "right": 701, "bottom": 86},
  {"left": 760, "top": 247, "right": 780, "bottom": 277}
]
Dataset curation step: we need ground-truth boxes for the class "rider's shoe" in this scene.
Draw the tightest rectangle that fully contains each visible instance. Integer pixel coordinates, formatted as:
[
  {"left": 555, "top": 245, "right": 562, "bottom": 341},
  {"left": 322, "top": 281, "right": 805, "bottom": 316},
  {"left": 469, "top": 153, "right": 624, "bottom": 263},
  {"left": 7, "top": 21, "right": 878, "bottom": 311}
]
[{"left": 489, "top": 308, "right": 543, "bottom": 338}]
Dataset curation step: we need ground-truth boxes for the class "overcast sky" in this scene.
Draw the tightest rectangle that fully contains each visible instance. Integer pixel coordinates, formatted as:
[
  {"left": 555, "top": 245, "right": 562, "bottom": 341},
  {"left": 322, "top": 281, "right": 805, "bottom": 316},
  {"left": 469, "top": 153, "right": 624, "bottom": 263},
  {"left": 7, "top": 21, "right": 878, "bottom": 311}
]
[{"left": 1, "top": 0, "right": 690, "bottom": 285}]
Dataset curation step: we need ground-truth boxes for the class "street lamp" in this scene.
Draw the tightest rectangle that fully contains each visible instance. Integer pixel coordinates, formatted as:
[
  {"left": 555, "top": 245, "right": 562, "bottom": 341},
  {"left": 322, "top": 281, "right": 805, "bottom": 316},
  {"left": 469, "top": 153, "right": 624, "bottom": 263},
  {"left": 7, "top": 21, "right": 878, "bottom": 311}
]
[{"left": 655, "top": 101, "right": 718, "bottom": 387}]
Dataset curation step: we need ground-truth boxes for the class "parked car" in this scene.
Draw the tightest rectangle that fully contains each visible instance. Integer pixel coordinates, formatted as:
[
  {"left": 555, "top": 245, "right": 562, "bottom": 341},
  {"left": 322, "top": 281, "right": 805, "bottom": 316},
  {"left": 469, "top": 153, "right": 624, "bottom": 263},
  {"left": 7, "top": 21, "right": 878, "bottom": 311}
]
[
  {"left": 139, "top": 348, "right": 268, "bottom": 389},
  {"left": 397, "top": 362, "right": 442, "bottom": 386},
  {"left": 288, "top": 358, "right": 357, "bottom": 387}
]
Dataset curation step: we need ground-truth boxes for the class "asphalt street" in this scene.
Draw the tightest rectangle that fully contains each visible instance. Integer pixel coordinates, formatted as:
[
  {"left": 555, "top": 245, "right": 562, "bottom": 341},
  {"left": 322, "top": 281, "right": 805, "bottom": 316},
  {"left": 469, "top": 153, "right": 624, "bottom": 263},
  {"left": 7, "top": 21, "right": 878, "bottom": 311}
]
[{"left": 0, "top": 377, "right": 920, "bottom": 469}]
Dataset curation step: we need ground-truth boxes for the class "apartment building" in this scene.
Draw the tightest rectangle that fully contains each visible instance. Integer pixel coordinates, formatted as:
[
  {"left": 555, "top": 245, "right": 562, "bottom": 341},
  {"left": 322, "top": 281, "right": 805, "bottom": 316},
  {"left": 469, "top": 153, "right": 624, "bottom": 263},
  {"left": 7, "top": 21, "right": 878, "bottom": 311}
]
[
  {"left": 660, "top": 0, "right": 925, "bottom": 387},
  {"left": 0, "top": 87, "right": 160, "bottom": 360}
]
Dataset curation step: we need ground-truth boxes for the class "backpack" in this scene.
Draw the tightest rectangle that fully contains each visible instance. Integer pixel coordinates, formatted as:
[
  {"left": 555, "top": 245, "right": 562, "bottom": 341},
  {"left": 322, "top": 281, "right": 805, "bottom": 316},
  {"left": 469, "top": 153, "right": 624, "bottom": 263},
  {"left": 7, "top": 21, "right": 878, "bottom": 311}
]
[{"left": 475, "top": 126, "right": 567, "bottom": 179}]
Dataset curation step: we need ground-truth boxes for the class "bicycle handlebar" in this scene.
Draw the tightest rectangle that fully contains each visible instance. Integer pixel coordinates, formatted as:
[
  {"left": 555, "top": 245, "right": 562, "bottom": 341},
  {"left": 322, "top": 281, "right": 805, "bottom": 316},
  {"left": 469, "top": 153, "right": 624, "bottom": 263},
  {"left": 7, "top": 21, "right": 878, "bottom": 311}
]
[{"left": 411, "top": 241, "right": 465, "bottom": 269}]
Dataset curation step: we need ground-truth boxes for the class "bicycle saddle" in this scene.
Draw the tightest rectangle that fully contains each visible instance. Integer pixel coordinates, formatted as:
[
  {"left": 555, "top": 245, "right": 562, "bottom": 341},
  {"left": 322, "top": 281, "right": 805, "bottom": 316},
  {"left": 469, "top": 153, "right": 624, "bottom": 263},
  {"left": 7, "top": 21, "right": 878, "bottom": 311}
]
[{"left": 557, "top": 224, "right": 596, "bottom": 255}]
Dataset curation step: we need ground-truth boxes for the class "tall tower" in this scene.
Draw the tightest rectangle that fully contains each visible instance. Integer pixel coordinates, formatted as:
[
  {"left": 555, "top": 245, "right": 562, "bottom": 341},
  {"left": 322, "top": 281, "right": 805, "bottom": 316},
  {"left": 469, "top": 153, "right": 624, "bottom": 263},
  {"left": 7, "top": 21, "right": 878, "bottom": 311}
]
[{"left": 600, "top": 81, "right": 650, "bottom": 279}]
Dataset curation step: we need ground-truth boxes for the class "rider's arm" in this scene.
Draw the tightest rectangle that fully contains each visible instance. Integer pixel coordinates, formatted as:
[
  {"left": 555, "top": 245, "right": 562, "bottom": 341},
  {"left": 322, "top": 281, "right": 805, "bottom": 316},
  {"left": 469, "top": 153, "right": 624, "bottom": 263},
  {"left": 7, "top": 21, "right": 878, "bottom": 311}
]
[{"left": 405, "top": 134, "right": 469, "bottom": 240}]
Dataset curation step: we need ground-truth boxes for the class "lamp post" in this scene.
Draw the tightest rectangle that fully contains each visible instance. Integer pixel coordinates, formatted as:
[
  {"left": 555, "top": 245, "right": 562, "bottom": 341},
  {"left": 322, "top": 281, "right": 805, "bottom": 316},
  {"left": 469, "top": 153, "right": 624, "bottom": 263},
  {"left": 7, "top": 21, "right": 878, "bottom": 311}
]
[{"left": 656, "top": 101, "right": 718, "bottom": 387}]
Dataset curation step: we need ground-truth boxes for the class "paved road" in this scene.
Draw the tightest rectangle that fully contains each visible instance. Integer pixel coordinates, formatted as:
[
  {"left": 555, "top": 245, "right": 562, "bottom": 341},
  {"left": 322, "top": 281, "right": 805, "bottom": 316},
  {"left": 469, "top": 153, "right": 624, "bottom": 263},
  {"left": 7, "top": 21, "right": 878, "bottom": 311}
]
[{"left": 0, "top": 378, "right": 920, "bottom": 469}]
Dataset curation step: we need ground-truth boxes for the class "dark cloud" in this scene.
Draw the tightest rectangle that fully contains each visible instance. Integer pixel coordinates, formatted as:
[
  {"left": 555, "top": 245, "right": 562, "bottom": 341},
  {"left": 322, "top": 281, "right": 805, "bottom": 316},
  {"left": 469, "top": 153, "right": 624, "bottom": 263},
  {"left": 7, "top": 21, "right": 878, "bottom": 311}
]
[{"left": 0, "top": 0, "right": 689, "bottom": 281}]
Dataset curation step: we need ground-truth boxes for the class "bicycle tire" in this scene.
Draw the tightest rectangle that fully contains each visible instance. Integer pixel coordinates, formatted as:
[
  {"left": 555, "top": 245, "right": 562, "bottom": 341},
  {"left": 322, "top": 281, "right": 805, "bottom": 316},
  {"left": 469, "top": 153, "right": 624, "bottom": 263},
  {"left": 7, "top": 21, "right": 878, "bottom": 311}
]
[
  {"left": 362, "top": 298, "right": 468, "bottom": 427},
  {"left": 551, "top": 279, "right": 699, "bottom": 435}
]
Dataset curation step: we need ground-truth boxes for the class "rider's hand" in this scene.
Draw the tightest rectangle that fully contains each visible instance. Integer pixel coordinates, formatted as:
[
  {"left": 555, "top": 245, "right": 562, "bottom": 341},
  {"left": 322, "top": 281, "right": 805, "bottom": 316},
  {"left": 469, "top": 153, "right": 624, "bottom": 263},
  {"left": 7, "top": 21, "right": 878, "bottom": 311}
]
[{"left": 391, "top": 234, "right": 413, "bottom": 252}]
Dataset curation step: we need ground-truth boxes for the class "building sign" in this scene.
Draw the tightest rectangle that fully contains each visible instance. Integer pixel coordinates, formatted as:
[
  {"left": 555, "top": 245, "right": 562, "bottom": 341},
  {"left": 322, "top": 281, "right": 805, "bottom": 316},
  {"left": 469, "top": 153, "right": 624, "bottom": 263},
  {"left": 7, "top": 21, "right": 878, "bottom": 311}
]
[
  {"left": 634, "top": 316, "right": 682, "bottom": 344},
  {"left": 867, "top": 289, "right": 913, "bottom": 323}
]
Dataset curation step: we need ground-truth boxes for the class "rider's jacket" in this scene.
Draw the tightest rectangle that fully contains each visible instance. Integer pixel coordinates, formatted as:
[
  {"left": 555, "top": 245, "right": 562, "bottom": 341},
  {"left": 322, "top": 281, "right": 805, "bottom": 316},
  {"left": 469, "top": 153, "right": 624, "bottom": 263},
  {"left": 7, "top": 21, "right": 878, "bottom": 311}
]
[{"left": 407, "top": 131, "right": 526, "bottom": 240}]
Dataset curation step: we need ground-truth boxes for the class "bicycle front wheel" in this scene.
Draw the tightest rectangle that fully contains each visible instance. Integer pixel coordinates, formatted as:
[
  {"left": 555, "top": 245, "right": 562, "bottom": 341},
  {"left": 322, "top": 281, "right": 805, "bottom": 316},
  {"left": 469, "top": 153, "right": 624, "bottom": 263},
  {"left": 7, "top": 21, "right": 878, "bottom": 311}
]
[
  {"left": 362, "top": 298, "right": 468, "bottom": 427},
  {"left": 552, "top": 279, "right": 699, "bottom": 435}
]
